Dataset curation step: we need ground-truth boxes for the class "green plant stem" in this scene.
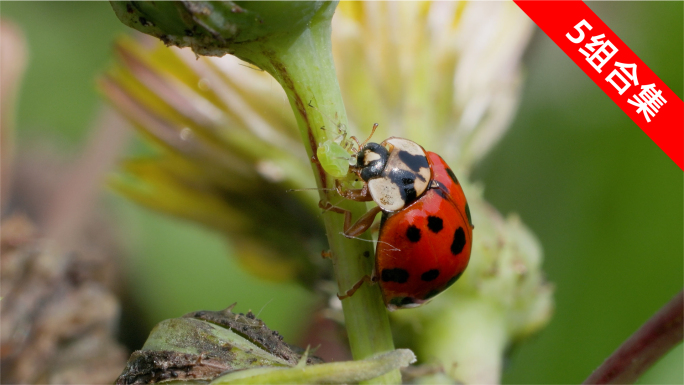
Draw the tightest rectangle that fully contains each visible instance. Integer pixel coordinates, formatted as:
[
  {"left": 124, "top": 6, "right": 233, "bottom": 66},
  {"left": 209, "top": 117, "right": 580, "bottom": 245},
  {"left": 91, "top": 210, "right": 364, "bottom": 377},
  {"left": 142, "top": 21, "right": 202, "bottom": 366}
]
[{"left": 233, "top": 6, "right": 400, "bottom": 385}]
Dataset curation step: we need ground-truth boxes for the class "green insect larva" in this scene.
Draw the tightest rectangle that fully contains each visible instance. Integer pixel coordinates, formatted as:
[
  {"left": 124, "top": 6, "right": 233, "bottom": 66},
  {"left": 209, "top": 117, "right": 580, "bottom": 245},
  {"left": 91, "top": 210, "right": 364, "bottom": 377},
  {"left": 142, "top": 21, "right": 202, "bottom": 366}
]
[{"left": 317, "top": 140, "right": 352, "bottom": 178}]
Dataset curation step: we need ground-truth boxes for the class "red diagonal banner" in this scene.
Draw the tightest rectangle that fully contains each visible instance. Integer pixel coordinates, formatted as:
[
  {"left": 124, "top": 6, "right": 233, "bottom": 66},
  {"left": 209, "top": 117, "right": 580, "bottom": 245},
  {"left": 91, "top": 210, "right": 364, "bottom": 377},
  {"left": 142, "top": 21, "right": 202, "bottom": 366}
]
[{"left": 514, "top": 0, "right": 683, "bottom": 171}]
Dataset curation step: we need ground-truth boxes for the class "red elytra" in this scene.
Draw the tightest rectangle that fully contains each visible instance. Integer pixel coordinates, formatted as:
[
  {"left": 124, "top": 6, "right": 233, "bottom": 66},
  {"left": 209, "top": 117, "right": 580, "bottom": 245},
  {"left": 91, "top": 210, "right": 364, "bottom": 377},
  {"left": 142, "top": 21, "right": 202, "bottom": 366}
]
[{"left": 375, "top": 152, "right": 473, "bottom": 310}]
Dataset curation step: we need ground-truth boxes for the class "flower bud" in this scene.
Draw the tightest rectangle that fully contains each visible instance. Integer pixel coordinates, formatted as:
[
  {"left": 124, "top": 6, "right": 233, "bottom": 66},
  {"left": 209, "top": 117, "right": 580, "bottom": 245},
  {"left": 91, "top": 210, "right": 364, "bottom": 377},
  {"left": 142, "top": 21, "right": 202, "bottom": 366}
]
[{"left": 110, "top": 1, "right": 335, "bottom": 57}]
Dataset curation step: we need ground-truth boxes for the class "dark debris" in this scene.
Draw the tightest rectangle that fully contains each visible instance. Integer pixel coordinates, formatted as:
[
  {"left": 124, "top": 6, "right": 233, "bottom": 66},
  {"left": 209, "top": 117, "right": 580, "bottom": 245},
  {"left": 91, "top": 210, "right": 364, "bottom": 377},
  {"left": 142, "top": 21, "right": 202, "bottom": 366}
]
[
  {"left": 184, "top": 305, "right": 324, "bottom": 366},
  {"left": 115, "top": 350, "right": 230, "bottom": 385}
]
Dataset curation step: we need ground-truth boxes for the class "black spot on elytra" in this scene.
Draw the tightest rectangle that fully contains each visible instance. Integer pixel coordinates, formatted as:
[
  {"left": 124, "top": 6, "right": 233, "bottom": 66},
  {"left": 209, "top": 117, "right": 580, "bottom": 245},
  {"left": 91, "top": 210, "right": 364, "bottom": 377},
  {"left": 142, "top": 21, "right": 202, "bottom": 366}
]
[
  {"left": 446, "top": 168, "right": 459, "bottom": 185},
  {"left": 390, "top": 296, "right": 415, "bottom": 306},
  {"left": 451, "top": 227, "right": 466, "bottom": 255},
  {"left": 397, "top": 150, "right": 429, "bottom": 175},
  {"left": 444, "top": 271, "right": 463, "bottom": 289},
  {"left": 427, "top": 216, "right": 443, "bottom": 233},
  {"left": 363, "top": 251, "right": 370, "bottom": 258},
  {"left": 381, "top": 268, "right": 409, "bottom": 283},
  {"left": 389, "top": 297, "right": 403, "bottom": 306},
  {"left": 406, "top": 225, "right": 421, "bottom": 242},
  {"left": 421, "top": 269, "right": 440, "bottom": 282},
  {"left": 465, "top": 202, "right": 474, "bottom": 228},
  {"left": 423, "top": 289, "right": 441, "bottom": 300}
]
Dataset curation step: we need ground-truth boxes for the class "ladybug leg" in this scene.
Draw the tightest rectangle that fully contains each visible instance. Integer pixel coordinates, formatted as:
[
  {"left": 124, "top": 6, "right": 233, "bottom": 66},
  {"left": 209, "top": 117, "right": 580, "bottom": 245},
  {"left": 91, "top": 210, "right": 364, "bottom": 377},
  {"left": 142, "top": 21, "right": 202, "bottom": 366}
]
[
  {"left": 318, "top": 200, "right": 352, "bottom": 224},
  {"left": 318, "top": 201, "right": 382, "bottom": 238},
  {"left": 319, "top": 201, "right": 356, "bottom": 235},
  {"left": 344, "top": 206, "right": 382, "bottom": 238},
  {"left": 337, "top": 274, "right": 376, "bottom": 300},
  {"left": 335, "top": 179, "right": 373, "bottom": 202}
]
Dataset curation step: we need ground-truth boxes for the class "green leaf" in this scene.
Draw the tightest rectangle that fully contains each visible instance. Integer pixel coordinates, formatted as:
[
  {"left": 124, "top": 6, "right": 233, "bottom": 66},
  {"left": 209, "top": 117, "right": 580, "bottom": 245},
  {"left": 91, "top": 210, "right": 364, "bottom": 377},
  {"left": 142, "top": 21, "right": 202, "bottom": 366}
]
[{"left": 211, "top": 349, "right": 416, "bottom": 384}]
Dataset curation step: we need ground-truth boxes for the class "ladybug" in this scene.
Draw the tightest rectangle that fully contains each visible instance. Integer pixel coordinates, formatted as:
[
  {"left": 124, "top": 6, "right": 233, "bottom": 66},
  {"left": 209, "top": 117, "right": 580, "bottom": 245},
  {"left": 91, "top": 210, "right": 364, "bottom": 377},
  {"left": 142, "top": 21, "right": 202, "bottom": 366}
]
[{"left": 321, "top": 133, "right": 474, "bottom": 311}]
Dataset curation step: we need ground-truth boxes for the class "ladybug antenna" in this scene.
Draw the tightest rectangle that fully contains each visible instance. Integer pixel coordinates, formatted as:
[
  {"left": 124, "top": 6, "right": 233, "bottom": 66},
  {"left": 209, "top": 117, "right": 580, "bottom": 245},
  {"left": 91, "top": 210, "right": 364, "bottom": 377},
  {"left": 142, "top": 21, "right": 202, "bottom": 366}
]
[
  {"left": 348, "top": 123, "right": 378, "bottom": 153},
  {"left": 360, "top": 123, "right": 379, "bottom": 148}
]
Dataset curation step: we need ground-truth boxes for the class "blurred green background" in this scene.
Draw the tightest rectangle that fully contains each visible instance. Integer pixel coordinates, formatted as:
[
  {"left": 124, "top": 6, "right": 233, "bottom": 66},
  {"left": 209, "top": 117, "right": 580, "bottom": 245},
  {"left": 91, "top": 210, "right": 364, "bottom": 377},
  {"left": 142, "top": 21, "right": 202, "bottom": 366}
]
[{"left": 1, "top": 2, "right": 681, "bottom": 384}]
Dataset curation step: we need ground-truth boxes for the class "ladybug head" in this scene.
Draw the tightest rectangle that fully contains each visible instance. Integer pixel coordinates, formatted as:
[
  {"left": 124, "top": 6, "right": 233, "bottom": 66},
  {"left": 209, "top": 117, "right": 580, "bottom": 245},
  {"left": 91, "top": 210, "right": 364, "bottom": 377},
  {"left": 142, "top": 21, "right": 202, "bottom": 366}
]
[{"left": 354, "top": 142, "right": 389, "bottom": 181}]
